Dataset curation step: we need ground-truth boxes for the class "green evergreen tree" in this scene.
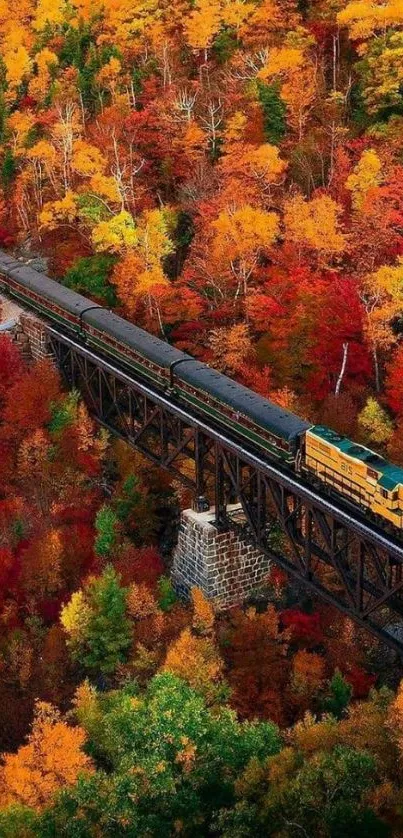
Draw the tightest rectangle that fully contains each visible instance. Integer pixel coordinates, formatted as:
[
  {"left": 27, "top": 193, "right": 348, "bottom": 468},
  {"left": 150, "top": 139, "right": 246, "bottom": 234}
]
[
  {"left": 323, "top": 669, "right": 353, "bottom": 719},
  {"left": 1, "top": 148, "right": 15, "bottom": 188},
  {"left": 63, "top": 254, "right": 117, "bottom": 306},
  {"left": 94, "top": 505, "right": 119, "bottom": 559},
  {"left": 257, "top": 81, "right": 287, "bottom": 145},
  {"left": 82, "top": 566, "right": 132, "bottom": 676},
  {"left": 114, "top": 475, "right": 141, "bottom": 525},
  {"left": 157, "top": 576, "right": 177, "bottom": 612}
]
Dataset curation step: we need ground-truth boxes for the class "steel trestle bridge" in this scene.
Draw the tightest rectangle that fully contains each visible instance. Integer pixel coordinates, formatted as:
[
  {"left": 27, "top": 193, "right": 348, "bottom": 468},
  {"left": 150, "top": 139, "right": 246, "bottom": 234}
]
[{"left": 42, "top": 323, "right": 403, "bottom": 654}]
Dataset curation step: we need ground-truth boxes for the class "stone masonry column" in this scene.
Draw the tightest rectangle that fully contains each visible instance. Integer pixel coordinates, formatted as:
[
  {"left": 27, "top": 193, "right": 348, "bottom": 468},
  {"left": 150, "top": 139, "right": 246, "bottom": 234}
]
[
  {"left": 171, "top": 505, "right": 270, "bottom": 608},
  {"left": 18, "top": 312, "right": 51, "bottom": 361},
  {"left": 0, "top": 292, "right": 51, "bottom": 361}
]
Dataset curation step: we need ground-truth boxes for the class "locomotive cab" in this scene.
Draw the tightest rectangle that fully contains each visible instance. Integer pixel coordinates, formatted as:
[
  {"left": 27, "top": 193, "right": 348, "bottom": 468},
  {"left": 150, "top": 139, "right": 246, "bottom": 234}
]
[
  {"left": 372, "top": 475, "right": 403, "bottom": 529},
  {"left": 304, "top": 426, "right": 403, "bottom": 531}
]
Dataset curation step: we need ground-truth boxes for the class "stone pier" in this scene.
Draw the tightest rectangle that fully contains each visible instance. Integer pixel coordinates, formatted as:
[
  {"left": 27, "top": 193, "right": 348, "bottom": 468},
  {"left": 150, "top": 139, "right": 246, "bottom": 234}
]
[
  {"left": 0, "top": 293, "right": 50, "bottom": 361},
  {"left": 171, "top": 505, "right": 270, "bottom": 608}
]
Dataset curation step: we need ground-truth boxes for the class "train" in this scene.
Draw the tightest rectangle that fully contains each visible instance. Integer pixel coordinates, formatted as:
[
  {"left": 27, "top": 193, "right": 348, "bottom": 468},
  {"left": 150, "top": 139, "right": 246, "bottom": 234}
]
[{"left": 0, "top": 249, "right": 403, "bottom": 535}]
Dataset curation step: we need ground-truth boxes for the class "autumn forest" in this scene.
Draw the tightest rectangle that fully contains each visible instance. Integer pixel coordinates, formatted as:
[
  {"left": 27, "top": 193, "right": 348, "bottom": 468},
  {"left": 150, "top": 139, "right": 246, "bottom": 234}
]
[{"left": 2, "top": 0, "right": 403, "bottom": 834}]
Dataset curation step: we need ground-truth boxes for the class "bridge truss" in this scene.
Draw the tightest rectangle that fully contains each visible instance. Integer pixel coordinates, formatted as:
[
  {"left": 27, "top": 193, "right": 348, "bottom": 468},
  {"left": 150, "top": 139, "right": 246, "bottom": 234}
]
[{"left": 48, "top": 325, "right": 403, "bottom": 653}]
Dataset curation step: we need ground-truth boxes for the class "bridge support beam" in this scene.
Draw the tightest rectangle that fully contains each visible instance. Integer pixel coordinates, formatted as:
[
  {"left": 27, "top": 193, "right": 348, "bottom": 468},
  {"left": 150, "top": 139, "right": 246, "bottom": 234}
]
[{"left": 171, "top": 505, "right": 270, "bottom": 607}]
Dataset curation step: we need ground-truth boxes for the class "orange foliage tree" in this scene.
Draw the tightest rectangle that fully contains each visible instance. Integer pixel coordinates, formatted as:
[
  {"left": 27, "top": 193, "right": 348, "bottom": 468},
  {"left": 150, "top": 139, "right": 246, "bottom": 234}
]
[{"left": 0, "top": 701, "right": 94, "bottom": 810}]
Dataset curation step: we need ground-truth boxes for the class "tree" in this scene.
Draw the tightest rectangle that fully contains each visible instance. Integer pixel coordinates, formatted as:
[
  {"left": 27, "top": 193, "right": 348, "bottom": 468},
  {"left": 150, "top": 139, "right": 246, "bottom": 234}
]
[
  {"left": 284, "top": 193, "right": 346, "bottom": 265},
  {"left": 37, "top": 673, "right": 281, "bottom": 835},
  {"left": 0, "top": 336, "right": 22, "bottom": 406},
  {"left": 2, "top": 360, "right": 62, "bottom": 439},
  {"left": 208, "top": 323, "right": 252, "bottom": 374},
  {"left": 61, "top": 566, "right": 132, "bottom": 676},
  {"left": 337, "top": 0, "right": 403, "bottom": 44},
  {"left": 360, "top": 259, "right": 403, "bottom": 390},
  {"left": 0, "top": 701, "right": 93, "bottom": 810},
  {"left": 323, "top": 669, "right": 352, "bottom": 719},
  {"left": 91, "top": 210, "right": 138, "bottom": 252},
  {"left": 163, "top": 626, "right": 224, "bottom": 703},
  {"left": 290, "top": 650, "right": 326, "bottom": 700},
  {"left": 219, "top": 606, "right": 291, "bottom": 724},
  {"left": 63, "top": 254, "right": 117, "bottom": 305},
  {"left": 385, "top": 343, "right": 403, "bottom": 415},
  {"left": 358, "top": 397, "right": 393, "bottom": 446},
  {"left": 110, "top": 208, "right": 174, "bottom": 329},
  {"left": 210, "top": 205, "right": 279, "bottom": 300},
  {"left": 257, "top": 81, "right": 287, "bottom": 144},
  {"left": 191, "top": 587, "right": 215, "bottom": 636},
  {"left": 20, "top": 528, "right": 64, "bottom": 598},
  {"left": 258, "top": 34, "right": 317, "bottom": 139},
  {"left": 94, "top": 505, "right": 120, "bottom": 559},
  {"left": 346, "top": 149, "right": 382, "bottom": 211},
  {"left": 184, "top": 0, "right": 222, "bottom": 61}
]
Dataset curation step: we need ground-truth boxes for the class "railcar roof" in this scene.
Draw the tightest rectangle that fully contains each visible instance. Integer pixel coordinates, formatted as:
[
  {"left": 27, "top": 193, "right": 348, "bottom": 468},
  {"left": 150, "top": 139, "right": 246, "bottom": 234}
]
[
  {"left": 178, "top": 362, "right": 311, "bottom": 441},
  {"left": 0, "top": 248, "right": 310, "bottom": 442},
  {"left": 5, "top": 260, "right": 93, "bottom": 316},
  {"left": 310, "top": 425, "right": 403, "bottom": 490},
  {"left": 83, "top": 307, "right": 188, "bottom": 368}
]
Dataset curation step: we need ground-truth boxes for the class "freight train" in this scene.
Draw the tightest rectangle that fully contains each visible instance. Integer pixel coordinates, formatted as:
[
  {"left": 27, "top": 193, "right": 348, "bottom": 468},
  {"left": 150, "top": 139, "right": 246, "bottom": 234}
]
[{"left": 1, "top": 249, "right": 403, "bottom": 534}]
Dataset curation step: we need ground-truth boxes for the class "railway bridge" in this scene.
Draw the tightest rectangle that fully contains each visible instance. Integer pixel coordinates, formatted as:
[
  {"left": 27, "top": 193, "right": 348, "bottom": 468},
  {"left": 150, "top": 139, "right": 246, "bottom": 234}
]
[{"left": 2, "top": 292, "right": 403, "bottom": 654}]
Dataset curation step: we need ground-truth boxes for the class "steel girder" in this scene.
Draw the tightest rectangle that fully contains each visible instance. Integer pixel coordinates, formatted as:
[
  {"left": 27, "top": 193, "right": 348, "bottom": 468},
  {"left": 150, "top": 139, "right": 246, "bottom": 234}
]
[{"left": 47, "top": 327, "right": 403, "bottom": 653}]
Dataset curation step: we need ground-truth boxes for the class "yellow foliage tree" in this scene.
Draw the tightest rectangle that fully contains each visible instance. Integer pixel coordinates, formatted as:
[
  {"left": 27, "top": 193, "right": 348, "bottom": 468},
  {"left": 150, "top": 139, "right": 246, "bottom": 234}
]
[
  {"left": 40, "top": 190, "right": 78, "bottom": 229},
  {"left": 220, "top": 0, "right": 254, "bottom": 34},
  {"left": 284, "top": 193, "right": 346, "bottom": 264},
  {"left": 4, "top": 44, "right": 32, "bottom": 91},
  {"left": 208, "top": 323, "right": 252, "bottom": 374},
  {"left": 8, "top": 110, "right": 35, "bottom": 153},
  {"left": 211, "top": 205, "right": 279, "bottom": 298},
  {"left": 184, "top": 0, "right": 222, "bottom": 58},
  {"left": 163, "top": 627, "right": 223, "bottom": 702},
  {"left": 361, "top": 259, "right": 403, "bottom": 388},
  {"left": 29, "top": 47, "right": 59, "bottom": 100},
  {"left": 33, "top": 0, "right": 66, "bottom": 30},
  {"left": 96, "top": 56, "right": 122, "bottom": 97},
  {"left": 72, "top": 139, "right": 107, "bottom": 177},
  {"left": 220, "top": 139, "right": 287, "bottom": 204},
  {"left": 346, "top": 149, "right": 382, "bottom": 211},
  {"left": 258, "top": 34, "right": 317, "bottom": 138},
  {"left": 89, "top": 173, "right": 121, "bottom": 203},
  {"left": 110, "top": 208, "right": 173, "bottom": 325},
  {"left": 60, "top": 589, "right": 92, "bottom": 647},
  {"left": 92, "top": 209, "right": 138, "bottom": 252},
  {"left": 259, "top": 45, "right": 305, "bottom": 78},
  {"left": 337, "top": 0, "right": 403, "bottom": 43},
  {"left": 358, "top": 397, "right": 393, "bottom": 446}
]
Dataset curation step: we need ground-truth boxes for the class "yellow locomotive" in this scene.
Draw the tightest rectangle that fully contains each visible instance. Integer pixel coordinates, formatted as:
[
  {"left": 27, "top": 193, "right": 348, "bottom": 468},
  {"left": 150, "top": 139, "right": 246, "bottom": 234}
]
[{"left": 304, "top": 426, "right": 403, "bottom": 531}]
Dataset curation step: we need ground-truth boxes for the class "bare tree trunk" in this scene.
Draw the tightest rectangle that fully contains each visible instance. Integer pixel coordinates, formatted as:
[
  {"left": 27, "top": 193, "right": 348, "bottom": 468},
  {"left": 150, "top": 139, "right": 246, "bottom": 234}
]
[
  {"left": 332, "top": 34, "right": 337, "bottom": 91},
  {"left": 373, "top": 345, "right": 381, "bottom": 392},
  {"left": 335, "top": 342, "right": 349, "bottom": 396}
]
